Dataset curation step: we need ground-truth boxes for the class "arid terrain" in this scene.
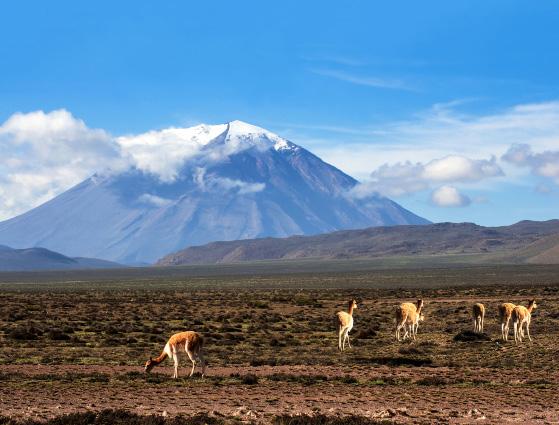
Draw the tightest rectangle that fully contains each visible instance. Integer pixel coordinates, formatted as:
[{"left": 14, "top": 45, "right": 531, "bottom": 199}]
[{"left": 1, "top": 264, "right": 559, "bottom": 424}]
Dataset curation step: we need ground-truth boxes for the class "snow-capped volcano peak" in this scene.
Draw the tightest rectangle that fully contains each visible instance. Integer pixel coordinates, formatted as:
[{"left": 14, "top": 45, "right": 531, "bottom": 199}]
[
  {"left": 223, "top": 120, "right": 299, "bottom": 152},
  {"left": 226, "top": 119, "right": 269, "bottom": 135}
]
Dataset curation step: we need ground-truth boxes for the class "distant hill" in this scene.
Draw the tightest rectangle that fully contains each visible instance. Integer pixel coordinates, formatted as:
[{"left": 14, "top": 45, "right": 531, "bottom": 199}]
[
  {"left": 0, "top": 245, "right": 122, "bottom": 271},
  {"left": 157, "top": 220, "right": 559, "bottom": 266}
]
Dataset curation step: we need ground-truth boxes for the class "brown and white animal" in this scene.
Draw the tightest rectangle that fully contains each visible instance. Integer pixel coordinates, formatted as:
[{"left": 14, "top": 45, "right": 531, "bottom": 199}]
[
  {"left": 336, "top": 299, "right": 358, "bottom": 351},
  {"left": 144, "top": 331, "right": 206, "bottom": 378},
  {"left": 498, "top": 302, "right": 516, "bottom": 341},
  {"left": 395, "top": 299, "right": 424, "bottom": 341},
  {"left": 512, "top": 300, "right": 537, "bottom": 343},
  {"left": 472, "top": 303, "right": 485, "bottom": 333}
]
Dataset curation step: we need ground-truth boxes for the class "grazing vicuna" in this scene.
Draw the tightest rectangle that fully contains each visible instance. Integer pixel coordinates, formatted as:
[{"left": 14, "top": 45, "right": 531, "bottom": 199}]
[
  {"left": 144, "top": 331, "right": 206, "bottom": 378},
  {"left": 512, "top": 300, "right": 537, "bottom": 343},
  {"left": 395, "top": 299, "right": 424, "bottom": 341},
  {"left": 472, "top": 303, "right": 485, "bottom": 333},
  {"left": 336, "top": 299, "right": 358, "bottom": 351},
  {"left": 498, "top": 302, "right": 516, "bottom": 341}
]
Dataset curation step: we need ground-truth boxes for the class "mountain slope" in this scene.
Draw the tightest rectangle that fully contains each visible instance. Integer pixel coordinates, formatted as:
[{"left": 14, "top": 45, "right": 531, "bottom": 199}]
[
  {"left": 156, "top": 219, "right": 559, "bottom": 266},
  {"left": 494, "top": 232, "right": 559, "bottom": 264},
  {"left": 0, "top": 245, "right": 122, "bottom": 271},
  {"left": 0, "top": 121, "right": 428, "bottom": 264}
]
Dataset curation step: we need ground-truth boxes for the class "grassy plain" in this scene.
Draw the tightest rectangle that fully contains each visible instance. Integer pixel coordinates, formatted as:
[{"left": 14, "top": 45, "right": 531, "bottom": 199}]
[{"left": 1, "top": 264, "right": 558, "bottom": 424}]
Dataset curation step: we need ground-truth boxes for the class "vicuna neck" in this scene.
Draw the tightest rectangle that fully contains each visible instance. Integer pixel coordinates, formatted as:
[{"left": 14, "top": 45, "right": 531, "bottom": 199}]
[
  {"left": 153, "top": 351, "right": 168, "bottom": 364},
  {"left": 416, "top": 302, "right": 423, "bottom": 315},
  {"left": 348, "top": 303, "right": 355, "bottom": 316}
]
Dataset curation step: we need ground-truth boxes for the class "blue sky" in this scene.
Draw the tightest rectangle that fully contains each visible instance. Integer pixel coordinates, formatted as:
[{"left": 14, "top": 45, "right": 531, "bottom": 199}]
[{"left": 1, "top": 1, "right": 558, "bottom": 225}]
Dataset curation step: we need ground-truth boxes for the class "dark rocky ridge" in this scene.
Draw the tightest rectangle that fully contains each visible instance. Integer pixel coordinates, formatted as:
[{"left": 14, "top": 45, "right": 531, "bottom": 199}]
[{"left": 157, "top": 219, "right": 559, "bottom": 266}]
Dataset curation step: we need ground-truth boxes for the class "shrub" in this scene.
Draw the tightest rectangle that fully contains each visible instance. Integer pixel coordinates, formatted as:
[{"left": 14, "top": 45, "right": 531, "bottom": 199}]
[
  {"left": 7, "top": 327, "right": 41, "bottom": 340},
  {"left": 0, "top": 410, "right": 234, "bottom": 425},
  {"left": 240, "top": 374, "right": 259, "bottom": 385},
  {"left": 273, "top": 414, "right": 396, "bottom": 425},
  {"left": 47, "top": 329, "right": 71, "bottom": 341}
]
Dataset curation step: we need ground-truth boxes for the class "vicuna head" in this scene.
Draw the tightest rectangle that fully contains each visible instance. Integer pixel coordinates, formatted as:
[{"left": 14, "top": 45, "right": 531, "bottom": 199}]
[
  {"left": 350, "top": 299, "right": 358, "bottom": 310},
  {"left": 417, "top": 299, "right": 424, "bottom": 309},
  {"left": 144, "top": 357, "right": 156, "bottom": 373},
  {"left": 528, "top": 299, "right": 538, "bottom": 311}
]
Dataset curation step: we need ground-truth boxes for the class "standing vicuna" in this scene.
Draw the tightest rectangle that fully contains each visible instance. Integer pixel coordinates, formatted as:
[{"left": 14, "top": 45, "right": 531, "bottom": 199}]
[
  {"left": 336, "top": 299, "right": 358, "bottom": 351},
  {"left": 144, "top": 331, "right": 206, "bottom": 378},
  {"left": 512, "top": 300, "right": 537, "bottom": 343},
  {"left": 498, "top": 302, "right": 516, "bottom": 341},
  {"left": 395, "top": 299, "right": 424, "bottom": 341},
  {"left": 472, "top": 303, "right": 485, "bottom": 333}
]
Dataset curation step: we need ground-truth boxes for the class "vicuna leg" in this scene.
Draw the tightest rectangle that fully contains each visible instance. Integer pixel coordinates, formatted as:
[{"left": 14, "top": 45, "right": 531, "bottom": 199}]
[
  {"left": 338, "top": 326, "right": 343, "bottom": 351},
  {"left": 403, "top": 324, "right": 411, "bottom": 341},
  {"left": 198, "top": 351, "right": 206, "bottom": 377},
  {"left": 513, "top": 321, "right": 520, "bottom": 343},
  {"left": 186, "top": 348, "right": 196, "bottom": 377},
  {"left": 526, "top": 317, "right": 532, "bottom": 342},
  {"left": 481, "top": 314, "right": 484, "bottom": 333},
  {"left": 172, "top": 352, "right": 179, "bottom": 378},
  {"left": 342, "top": 328, "right": 350, "bottom": 350},
  {"left": 346, "top": 331, "right": 352, "bottom": 348}
]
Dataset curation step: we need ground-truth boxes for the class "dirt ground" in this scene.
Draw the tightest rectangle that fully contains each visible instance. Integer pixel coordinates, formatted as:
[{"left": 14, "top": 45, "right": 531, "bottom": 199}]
[
  {"left": 1, "top": 266, "right": 559, "bottom": 424},
  {"left": 1, "top": 364, "right": 558, "bottom": 424}
]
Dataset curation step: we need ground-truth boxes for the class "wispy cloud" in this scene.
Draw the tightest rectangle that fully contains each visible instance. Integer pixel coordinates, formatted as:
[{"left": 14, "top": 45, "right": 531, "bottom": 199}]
[
  {"left": 138, "top": 193, "right": 173, "bottom": 208},
  {"left": 311, "top": 68, "right": 413, "bottom": 91},
  {"left": 194, "top": 167, "right": 265, "bottom": 195},
  {"left": 306, "top": 101, "right": 559, "bottom": 180}
]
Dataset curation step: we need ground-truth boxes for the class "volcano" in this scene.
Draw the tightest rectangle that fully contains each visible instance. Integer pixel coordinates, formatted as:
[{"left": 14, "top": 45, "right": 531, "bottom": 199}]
[{"left": 0, "top": 121, "right": 429, "bottom": 264}]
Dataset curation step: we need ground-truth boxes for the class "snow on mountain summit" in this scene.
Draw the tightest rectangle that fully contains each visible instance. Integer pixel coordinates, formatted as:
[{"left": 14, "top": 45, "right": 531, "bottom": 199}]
[
  {"left": 223, "top": 120, "right": 299, "bottom": 152},
  {"left": 115, "top": 120, "right": 298, "bottom": 182}
]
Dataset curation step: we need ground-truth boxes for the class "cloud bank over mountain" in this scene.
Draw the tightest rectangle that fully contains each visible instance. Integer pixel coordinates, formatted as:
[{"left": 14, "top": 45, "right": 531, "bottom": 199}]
[
  {"left": 0, "top": 113, "right": 280, "bottom": 220},
  {"left": 1, "top": 102, "right": 559, "bottom": 220}
]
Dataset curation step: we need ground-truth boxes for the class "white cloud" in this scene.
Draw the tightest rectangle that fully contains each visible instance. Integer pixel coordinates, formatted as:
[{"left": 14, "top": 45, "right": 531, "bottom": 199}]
[
  {"left": 213, "top": 177, "right": 265, "bottom": 194},
  {"left": 502, "top": 144, "right": 559, "bottom": 184},
  {"left": 0, "top": 109, "right": 124, "bottom": 220},
  {"left": 116, "top": 124, "right": 227, "bottom": 182},
  {"left": 349, "top": 154, "right": 502, "bottom": 199},
  {"left": 138, "top": 194, "right": 173, "bottom": 207},
  {"left": 193, "top": 167, "right": 265, "bottom": 195},
  {"left": 430, "top": 185, "right": 471, "bottom": 207},
  {"left": 422, "top": 155, "right": 502, "bottom": 182}
]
